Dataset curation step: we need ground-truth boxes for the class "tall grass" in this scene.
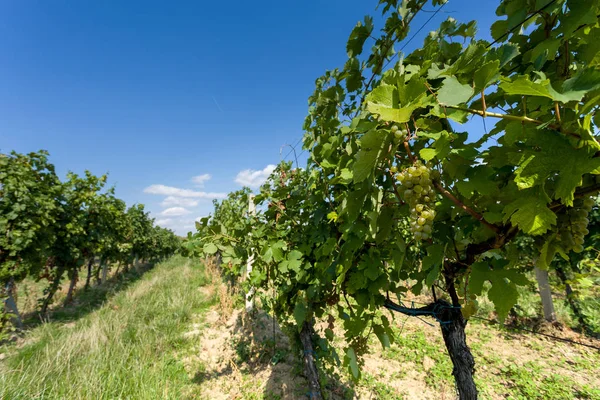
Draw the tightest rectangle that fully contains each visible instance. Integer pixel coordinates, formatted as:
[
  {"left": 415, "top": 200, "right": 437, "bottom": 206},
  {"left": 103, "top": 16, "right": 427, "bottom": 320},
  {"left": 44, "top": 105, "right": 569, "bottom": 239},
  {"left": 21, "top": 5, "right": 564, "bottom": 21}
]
[{"left": 0, "top": 256, "right": 213, "bottom": 400}]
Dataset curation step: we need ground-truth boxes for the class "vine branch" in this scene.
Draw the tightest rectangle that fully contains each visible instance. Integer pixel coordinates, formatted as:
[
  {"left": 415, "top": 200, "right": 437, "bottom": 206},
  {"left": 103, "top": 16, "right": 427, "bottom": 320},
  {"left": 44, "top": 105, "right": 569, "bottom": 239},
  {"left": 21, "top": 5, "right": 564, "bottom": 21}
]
[
  {"left": 432, "top": 180, "right": 501, "bottom": 234},
  {"left": 444, "top": 105, "right": 580, "bottom": 139}
]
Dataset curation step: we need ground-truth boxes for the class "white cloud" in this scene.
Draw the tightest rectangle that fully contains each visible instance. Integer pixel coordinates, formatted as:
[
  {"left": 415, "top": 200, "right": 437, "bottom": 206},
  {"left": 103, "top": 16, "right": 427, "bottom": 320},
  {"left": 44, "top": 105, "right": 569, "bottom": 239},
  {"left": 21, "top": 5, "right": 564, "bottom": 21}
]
[
  {"left": 144, "top": 184, "right": 227, "bottom": 199},
  {"left": 191, "top": 173, "right": 211, "bottom": 187},
  {"left": 160, "top": 207, "right": 192, "bottom": 217},
  {"left": 234, "top": 164, "right": 276, "bottom": 188},
  {"left": 160, "top": 196, "right": 199, "bottom": 208},
  {"left": 155, "top": 218, "right": 174, "bottom": 226}
]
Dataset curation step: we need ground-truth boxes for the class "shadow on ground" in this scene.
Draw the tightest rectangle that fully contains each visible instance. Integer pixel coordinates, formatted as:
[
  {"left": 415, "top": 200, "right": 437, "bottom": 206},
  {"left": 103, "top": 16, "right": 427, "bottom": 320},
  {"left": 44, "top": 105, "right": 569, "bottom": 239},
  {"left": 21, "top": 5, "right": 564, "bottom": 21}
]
[{"left": 19, "top": 262, "right": 157, "bottom": 331}]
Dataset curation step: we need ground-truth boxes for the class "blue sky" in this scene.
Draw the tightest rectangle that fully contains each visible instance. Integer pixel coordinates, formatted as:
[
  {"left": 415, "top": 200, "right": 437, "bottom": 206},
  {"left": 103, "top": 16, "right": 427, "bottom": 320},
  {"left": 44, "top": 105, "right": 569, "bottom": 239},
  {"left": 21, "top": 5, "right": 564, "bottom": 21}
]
[{"left": 1, "top": 0, "right": 499, "bottom": 235}]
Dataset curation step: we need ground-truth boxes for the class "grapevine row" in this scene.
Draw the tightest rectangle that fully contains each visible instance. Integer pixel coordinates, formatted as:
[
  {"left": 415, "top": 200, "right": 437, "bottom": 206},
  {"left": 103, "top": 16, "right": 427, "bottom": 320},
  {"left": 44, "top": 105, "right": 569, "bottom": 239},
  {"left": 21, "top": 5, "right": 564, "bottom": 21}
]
[
  {"left": 1, "top": 150, "right": 180, "bottom": 334},
  {"left": 188, "top": 0, "right": 600, "bottom": 398}
]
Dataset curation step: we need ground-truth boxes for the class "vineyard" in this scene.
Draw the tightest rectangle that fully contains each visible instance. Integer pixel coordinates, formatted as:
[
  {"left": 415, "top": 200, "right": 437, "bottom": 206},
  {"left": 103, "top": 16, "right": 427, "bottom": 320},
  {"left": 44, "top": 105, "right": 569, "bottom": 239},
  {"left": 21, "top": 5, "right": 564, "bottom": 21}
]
[
  {"left": 0, "top": 150, "right": 180, "bottom": 337},
  {"left": 2, "top": 0, "right": 600, "bottom": 398}
]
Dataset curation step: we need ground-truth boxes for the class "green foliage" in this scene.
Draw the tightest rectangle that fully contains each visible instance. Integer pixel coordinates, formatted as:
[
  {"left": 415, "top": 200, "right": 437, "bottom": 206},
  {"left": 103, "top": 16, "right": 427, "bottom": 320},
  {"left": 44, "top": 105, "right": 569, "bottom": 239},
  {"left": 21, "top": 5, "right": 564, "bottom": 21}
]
[
  {"left": 0, "top": 151, "right": 61, "bottom": 282},
  {"left": 1, "top": 150, "right": 180, "bottom": 329},
  {"left": 184, "top": 0, "right": 600, "bottom": 391}
]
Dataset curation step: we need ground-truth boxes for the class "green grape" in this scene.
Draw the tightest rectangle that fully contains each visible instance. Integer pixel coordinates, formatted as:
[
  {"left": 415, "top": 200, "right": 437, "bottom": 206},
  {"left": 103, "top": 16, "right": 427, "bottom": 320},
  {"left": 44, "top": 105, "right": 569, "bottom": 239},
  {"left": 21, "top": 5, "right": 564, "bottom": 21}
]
[
  {"left": 575, "top": 210, "right": 588, "bottom": 219},
  {"left": 417, "top": 217, "right": 426, "bottom": 225},
  {"left": 423, "top": 225, "right": 432, "bottom": 234},
  {"left": 413, "top": 185, "right": 423, "bottom": 193},
  {"left": 415, "top": 204, "right": 424, "bottom": 212},
  {"left": 390, "top": 165, "right": 398, "bottom": 173},
  {"left": 391, "top": 125, "right": 399, "bottom": 133},
  {"left": 573, "top": 244, "right": 584, "bottom": 253}
]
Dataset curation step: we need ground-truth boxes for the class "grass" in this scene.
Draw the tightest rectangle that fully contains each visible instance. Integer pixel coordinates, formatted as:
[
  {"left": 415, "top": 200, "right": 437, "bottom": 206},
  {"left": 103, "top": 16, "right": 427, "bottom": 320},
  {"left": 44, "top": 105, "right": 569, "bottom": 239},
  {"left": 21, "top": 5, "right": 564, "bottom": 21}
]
[
  {"left": 0, "top": 255, "right": 214, "bottom": 400},
  {"left": 2, "top": 256, "right": 599, "bottom": 399}
]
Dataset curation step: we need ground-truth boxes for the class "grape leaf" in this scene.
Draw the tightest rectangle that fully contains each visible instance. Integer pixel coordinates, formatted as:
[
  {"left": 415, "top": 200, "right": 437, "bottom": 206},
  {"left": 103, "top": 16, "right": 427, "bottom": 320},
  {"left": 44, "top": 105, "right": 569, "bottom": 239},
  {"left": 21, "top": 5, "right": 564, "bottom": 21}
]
[
  {"left": 347, "top": 17, "right": 373, "bottom": 57},
  {"left": 373, "top": 324, "right": 391, "bottom": 349},
  {"left": 510, "top": 132, "right": 600, "bottom": 205},
  {"left": 293, "top": 300, "right": 308, "bottom": 327},
  {"left": 423, "top": 244, "right": 445, "bottom": 287},
  {"left": 203, "top": 242, "right": 218, "bottom": 255},
  {"left": 502, "top": 188, "right": 556, "bottom": 235},
  {"left": 488, "top": 42, "right": 519, "bottom": 68},
  {"left": 468, "top": 261, "right": 529, "bottom": 322},
  {"left": 366, "top": 82, "right": 429, "bottom": 123},
  {"left": 353, "top": 129, "right": 390, "bottom": 182},
  {"left": 344, "top": 57, "right": 362, "bottom": 92},
  {"left": 500, "top": 75, "right": 596, "bottom": 103},
  {"left": 437, "top": 76, "right": 474, "bottom": 106},
  {"left": 487, "top": 275, "right": 519, "bottom": 323},
  {"left": 474, "top": 61, "right": 500, "bottom": 92},
  {"left": 346, "top": 347, "right": 360, "bottom": 378}
]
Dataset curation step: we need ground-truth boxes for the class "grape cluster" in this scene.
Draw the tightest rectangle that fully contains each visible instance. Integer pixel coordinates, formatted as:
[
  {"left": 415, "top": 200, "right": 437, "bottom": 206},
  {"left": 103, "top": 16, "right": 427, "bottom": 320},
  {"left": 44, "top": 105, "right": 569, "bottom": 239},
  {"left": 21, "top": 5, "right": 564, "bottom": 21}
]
[
  {"left": 395, "top": 161, "right": 437, "bottom": 241},
  {"left": 556, "top": 196, "right": 595, "bottom": 253}
]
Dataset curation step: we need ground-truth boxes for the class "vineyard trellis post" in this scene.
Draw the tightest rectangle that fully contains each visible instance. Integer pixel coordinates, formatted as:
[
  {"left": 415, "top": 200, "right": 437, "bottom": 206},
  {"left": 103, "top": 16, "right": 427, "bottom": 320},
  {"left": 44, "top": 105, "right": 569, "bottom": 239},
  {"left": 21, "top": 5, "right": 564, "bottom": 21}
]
[
  {"left": 246, "top": 194, "right": 256, "bottom": 312},
  {"left": 3, "top": 280, "right": 22, "bottom": 329},
  {"left": 535, "top": 266, "right": 557, "bottom": 322}
]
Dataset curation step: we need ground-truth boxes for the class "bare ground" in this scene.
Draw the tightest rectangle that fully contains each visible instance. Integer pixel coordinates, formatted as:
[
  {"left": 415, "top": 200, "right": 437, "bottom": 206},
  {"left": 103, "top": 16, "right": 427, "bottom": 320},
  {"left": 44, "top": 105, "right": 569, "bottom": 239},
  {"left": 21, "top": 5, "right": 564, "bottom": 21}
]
[{"left": 180, "top": 298, "right": 600, "bottom": 400}]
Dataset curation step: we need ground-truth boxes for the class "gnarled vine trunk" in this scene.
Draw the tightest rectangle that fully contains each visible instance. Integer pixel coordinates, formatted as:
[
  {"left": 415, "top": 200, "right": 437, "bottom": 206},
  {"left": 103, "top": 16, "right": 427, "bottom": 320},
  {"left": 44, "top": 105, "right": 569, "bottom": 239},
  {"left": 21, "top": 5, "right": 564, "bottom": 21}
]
[
  {"left": 64, "top": 268, "right": 79, "bottom": 305},
  {"left": 442, "top": 273, "right": 478, "bottom": 399},
  {"left": 41, "top": 266, "right": 64, "bottom": 315},
  {"left": 84, "top": 258, "right": 94, "bottom": 289},
  {"left": 440, "top": 307, "right": 478, "bottom": 400},
  {"left": 299, "top": 321, "right": 323, "bottom": 400}
]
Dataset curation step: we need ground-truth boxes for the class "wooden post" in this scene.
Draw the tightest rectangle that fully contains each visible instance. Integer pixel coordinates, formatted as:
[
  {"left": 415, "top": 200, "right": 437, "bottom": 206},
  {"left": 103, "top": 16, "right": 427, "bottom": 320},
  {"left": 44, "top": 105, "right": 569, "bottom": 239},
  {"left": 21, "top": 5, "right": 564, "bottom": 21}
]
[
  {"left": 101, "top": 260, "right": 109, "bottom": 283},
  {"left": 535, "top": 267, "right": 556, "bottom": 322},
  {"left": 4, "top": 279, "right": 23, "bottom": 329},
  {"left": 246, "top": 195, "right": 256, "bottom": 313}
]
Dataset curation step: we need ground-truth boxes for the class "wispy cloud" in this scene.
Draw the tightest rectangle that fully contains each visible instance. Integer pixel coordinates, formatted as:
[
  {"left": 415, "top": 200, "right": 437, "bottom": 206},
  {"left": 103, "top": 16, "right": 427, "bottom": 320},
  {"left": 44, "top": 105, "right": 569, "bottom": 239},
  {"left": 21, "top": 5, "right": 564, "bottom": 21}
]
[
  {"left": 144, "top": 184, "right": 227, "bottom": 199},
  {"left": 191, "top": 173, "right": 211, "bottom": 187},
  {"left": 160, "top": 196, "right": 199, "bottom": 208},
  {"left": 160, "top": 207, "right": 192, "bottom": 217},
  {"left": 234, "top": 164, "right": 276, "bottom": 188},
  {"left": 212, "top": 96, "right": 223, "bottom": 112}
]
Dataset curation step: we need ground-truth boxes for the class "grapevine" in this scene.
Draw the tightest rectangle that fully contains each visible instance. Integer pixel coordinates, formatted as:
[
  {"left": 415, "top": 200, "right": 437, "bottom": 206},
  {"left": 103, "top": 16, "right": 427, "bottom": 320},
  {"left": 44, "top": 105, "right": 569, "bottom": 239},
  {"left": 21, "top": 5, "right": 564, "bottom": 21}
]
[{"left": 185, "top": 0, "right": 600, "bottom": 399}]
